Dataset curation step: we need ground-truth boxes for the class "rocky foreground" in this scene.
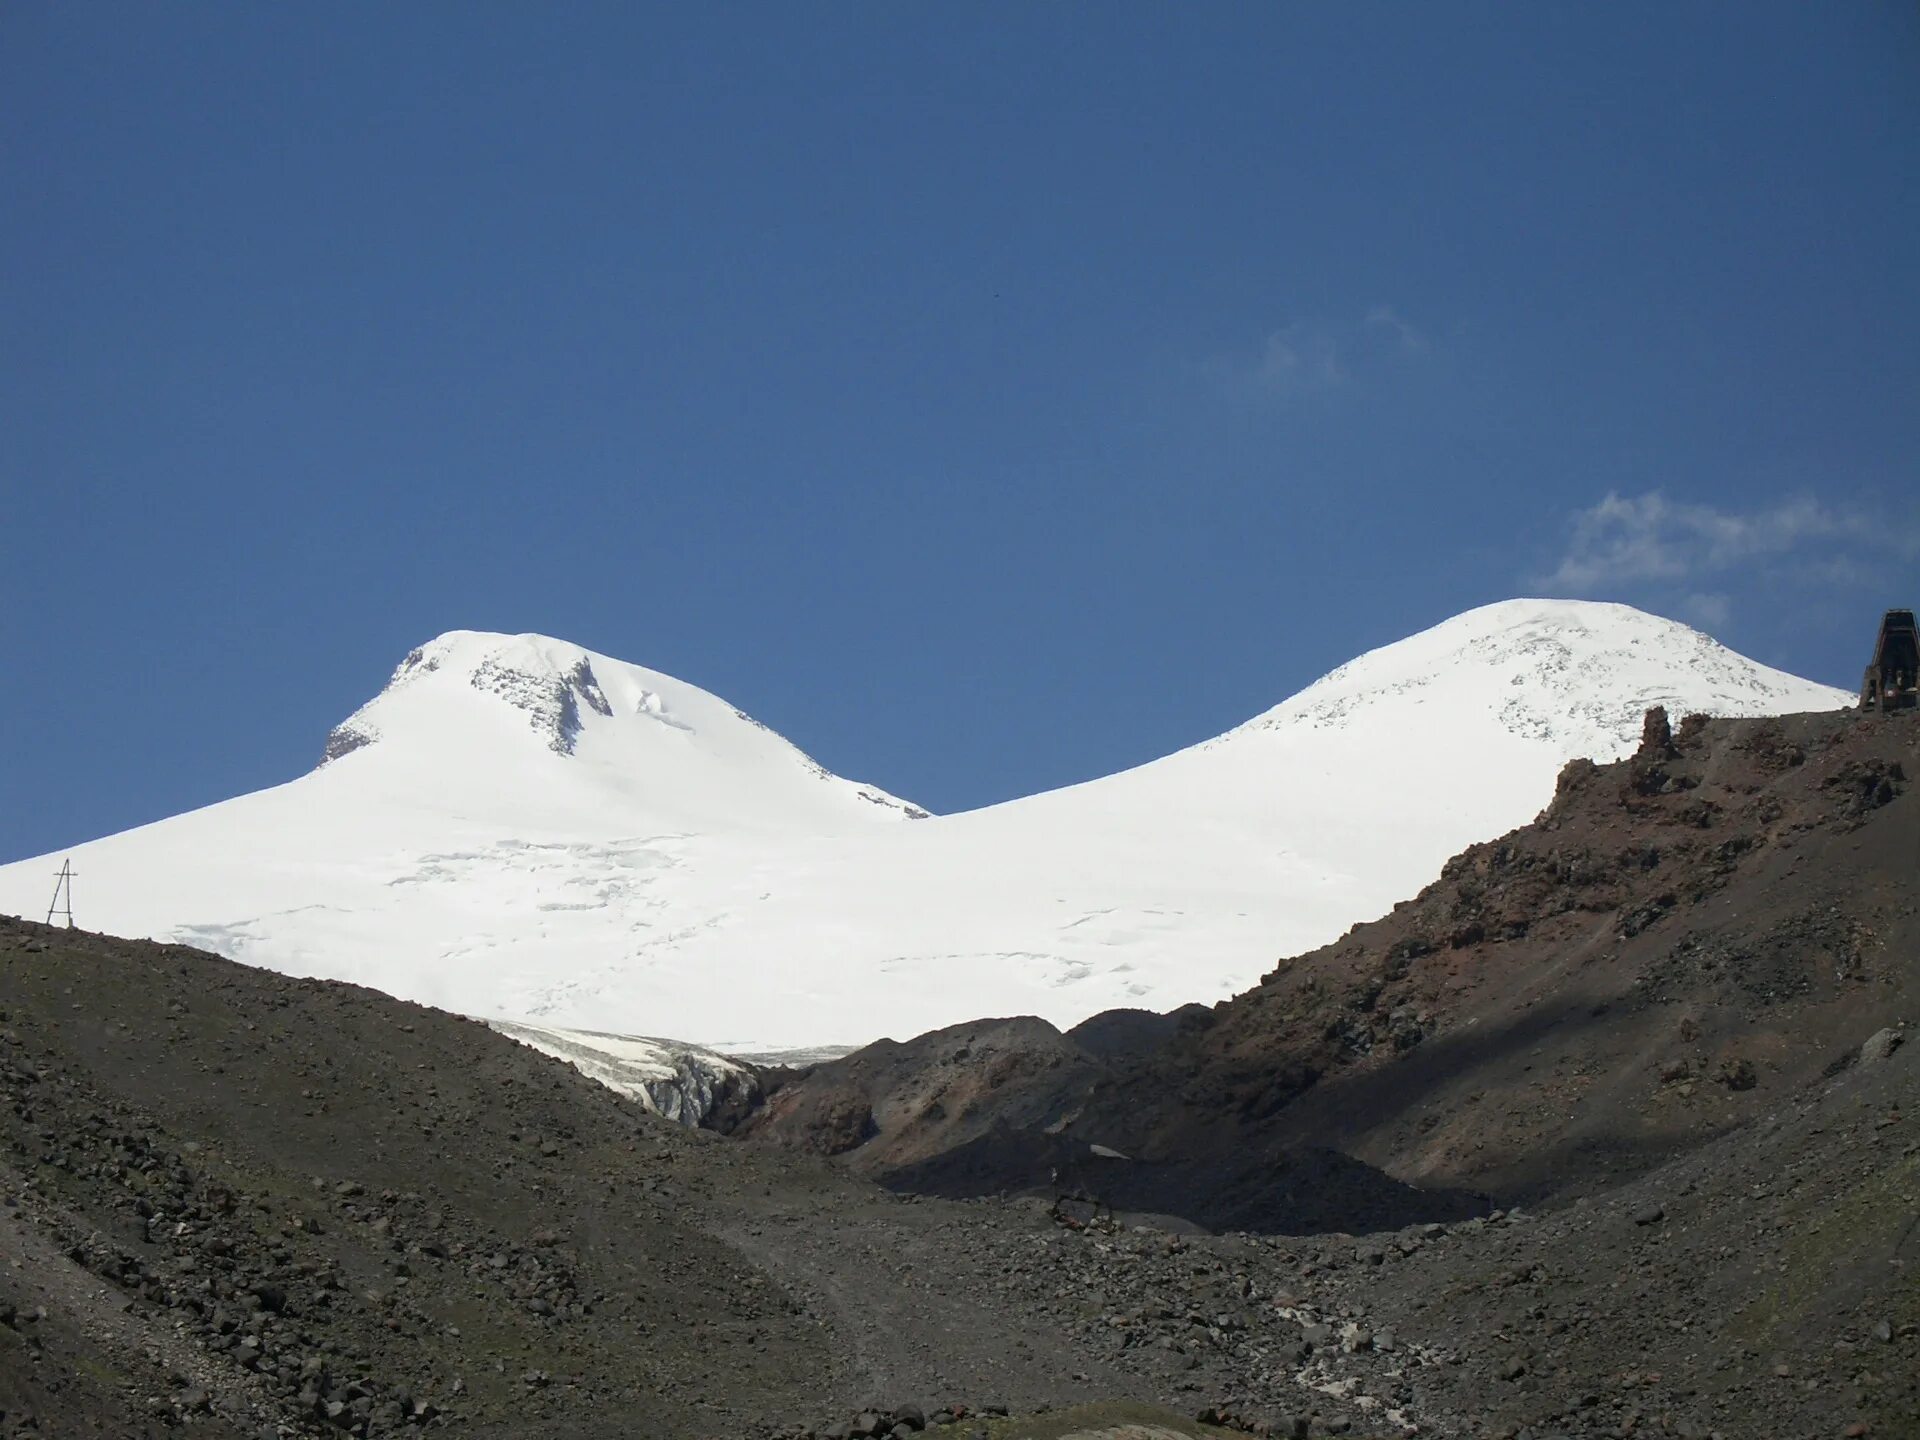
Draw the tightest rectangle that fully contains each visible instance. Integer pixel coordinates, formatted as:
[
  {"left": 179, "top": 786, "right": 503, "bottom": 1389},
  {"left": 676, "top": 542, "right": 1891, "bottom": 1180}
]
[
  {"left": 2, "top": 707, "right": 1917, "bottom": 1440},
  {"left": 3, "top": 913, "right": 1913, "bottom": 1440}
]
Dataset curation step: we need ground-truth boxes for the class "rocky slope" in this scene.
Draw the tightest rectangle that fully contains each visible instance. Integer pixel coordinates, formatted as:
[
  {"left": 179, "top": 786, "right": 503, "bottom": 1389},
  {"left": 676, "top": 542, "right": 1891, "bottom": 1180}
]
[
  {"left": 742, "top": 705, "right": 1918, "bottom": 1228},
  {"left": 0, "top": 918, "right": 1411, "bottom": 1440},
  {"left": 1122, "top": 704, "right": 1917, "bottom": 1206},
  {"left": 4, "top": 913, "right": 1914, "bottom": 1439}
]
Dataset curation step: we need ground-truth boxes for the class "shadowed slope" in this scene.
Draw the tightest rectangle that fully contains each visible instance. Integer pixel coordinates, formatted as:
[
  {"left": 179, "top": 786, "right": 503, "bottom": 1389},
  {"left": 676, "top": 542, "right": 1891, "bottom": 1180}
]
[{"left": 743, "top": 707, "right": 1919, "bottom": 1226}]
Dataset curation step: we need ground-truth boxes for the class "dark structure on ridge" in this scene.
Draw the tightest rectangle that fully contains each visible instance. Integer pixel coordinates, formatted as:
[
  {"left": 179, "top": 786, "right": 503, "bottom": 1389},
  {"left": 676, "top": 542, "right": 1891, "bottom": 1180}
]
[{"left": 1861, "top": 608, "right": 1919, "bottom": 712}]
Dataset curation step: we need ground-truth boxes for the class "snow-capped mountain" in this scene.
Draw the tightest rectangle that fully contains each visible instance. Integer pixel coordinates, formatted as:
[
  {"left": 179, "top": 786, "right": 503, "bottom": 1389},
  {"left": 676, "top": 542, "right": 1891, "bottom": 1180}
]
[
  {"left": 316, "top": 629, "right": 927, "bottom": 828},
  {"left": 0, "top": 602, "right": 1852, "bottom": 1050}
]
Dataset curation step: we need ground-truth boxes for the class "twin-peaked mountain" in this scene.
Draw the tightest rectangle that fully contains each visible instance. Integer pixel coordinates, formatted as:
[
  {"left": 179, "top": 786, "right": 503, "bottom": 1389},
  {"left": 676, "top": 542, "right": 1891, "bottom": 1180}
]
[{"left": 0, "top": 602, "right": 1851, "bottom": 1049}]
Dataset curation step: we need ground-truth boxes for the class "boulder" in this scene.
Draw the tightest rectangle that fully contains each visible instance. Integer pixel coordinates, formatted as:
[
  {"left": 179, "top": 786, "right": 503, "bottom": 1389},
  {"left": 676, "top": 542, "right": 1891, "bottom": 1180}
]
[{"left": 1860, "top": 1027, "right": 1904, "bottom": 1065}]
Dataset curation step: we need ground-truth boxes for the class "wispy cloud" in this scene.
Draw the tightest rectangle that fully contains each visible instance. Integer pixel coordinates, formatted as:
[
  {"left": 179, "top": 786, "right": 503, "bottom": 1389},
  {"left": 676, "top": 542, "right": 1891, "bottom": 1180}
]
[
  {"left": 1678, "top": 591, "right": 1733, "bottom": 631},
  {"left": 1254, "top": 323, "right": 1348, "bottom": 395},
  {"left": 1223, "top": 305, "right": 1432, "bottom": 401},
  {"left": 1538, "top": 489, "right": 1918, "bottom": 629},
  {"left": 1543, "top": 491, "right": 1880, "bottom": 592},
  {"left": 1363, "top": 304, "right": 1429, "bottom": 354}
]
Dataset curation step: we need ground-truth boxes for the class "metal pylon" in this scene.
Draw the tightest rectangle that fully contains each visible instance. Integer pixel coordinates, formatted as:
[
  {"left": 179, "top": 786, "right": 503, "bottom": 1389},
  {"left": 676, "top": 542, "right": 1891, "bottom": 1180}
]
[{"left": 45, "top": 859, "right": 74, "bottom": 928}]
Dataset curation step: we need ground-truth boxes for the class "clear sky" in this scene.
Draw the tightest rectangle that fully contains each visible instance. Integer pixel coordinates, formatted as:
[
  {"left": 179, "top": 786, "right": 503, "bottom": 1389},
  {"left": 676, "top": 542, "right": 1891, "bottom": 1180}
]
[{"left": 3, "top": 3, "right": 1917, "bottom": 863}]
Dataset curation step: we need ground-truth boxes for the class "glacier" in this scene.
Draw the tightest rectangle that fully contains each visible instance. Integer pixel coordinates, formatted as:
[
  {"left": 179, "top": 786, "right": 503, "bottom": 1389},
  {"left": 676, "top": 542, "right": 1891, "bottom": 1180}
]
[{"left": 0, "top": 601, "right": 1853, "bottom": 1051}]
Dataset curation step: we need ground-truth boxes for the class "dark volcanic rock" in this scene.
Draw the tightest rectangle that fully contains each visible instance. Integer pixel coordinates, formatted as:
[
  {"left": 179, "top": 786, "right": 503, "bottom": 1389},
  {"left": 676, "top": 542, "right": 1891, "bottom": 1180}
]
[
  {"left": 0, "top": 920, "right": 1180, "bottom": 1438},
  {"left": 748, "top": 708, "right": 1920, "bottom": 1221}
]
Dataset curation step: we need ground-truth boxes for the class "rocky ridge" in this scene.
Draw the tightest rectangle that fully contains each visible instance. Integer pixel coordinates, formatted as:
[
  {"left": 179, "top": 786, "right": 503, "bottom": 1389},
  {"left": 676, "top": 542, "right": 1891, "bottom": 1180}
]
[{"left": 743, "top": 706, "right": 1918, "bottom": 1229}]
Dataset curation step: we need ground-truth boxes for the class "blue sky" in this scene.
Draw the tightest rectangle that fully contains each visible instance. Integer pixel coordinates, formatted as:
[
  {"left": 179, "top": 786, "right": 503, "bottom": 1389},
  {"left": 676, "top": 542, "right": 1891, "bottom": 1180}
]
[{"left": 3, "top": 2, "right": 1917, "bottom": 862}]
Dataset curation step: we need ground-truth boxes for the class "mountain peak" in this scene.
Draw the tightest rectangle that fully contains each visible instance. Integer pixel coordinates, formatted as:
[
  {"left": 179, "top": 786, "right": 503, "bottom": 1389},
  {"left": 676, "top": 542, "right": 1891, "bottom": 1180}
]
[
  {"left": 313, "top": 629, "right": 928, "bottom": 825},
  {"left": 322, "top": 631, "right": 631, "bottom": 763},
  {"left": 1239, "top": 598, "right": 1850, "bottom": 759}
]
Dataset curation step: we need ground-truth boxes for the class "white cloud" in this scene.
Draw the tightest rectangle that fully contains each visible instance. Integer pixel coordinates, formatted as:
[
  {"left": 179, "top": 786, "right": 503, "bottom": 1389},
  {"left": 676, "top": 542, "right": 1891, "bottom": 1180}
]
[
  {"left": 1363, "top": 304, "right": 1429, "bottom": 354},
  {"left": 1229, "top": 304, "right": 1430, "bottom": 401},
  {"left": 1539, "top": 490, "right": 1917, "bottom": 629},
  {"left": 1678, "top": 591, "right": 1733, "bottom": 631},
  {"left": 1543, "top": 491, "right": 1882, "bottom": 592},
  {"left": 1255, "top": 323, "right": 1347, "bottom": 395}
]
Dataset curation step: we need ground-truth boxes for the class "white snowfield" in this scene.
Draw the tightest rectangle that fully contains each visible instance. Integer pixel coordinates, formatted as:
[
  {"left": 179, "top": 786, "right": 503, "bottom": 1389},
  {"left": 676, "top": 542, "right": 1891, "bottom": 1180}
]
[{"left": 0, "top": 602, "right": 1852, "bottom": 1052}]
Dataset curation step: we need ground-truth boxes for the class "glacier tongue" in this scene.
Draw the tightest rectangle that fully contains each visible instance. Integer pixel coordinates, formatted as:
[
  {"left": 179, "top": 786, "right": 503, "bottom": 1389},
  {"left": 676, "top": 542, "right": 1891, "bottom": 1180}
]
[
  {"left": 486, "top": 1021, "right": 759, "bottom": 1127},
  {"left": 0, "top": 602, "right": 1853, "bottom": 1051}
]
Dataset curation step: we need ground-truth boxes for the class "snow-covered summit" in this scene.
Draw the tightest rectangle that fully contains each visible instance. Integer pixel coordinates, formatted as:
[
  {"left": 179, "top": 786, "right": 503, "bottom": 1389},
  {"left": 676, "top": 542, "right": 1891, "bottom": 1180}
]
[
  {"left": 321, "top": 631, "right": 627, "bottom": 762},
  {"left": 1242, "top": 598, "right": 1841, "bottom": 750},
  {"left": 0, "top": 602, "right": 1852, "bottom": 1049},
  {"left": 312, "top": 629, "right": 926, "bottom": 828}
]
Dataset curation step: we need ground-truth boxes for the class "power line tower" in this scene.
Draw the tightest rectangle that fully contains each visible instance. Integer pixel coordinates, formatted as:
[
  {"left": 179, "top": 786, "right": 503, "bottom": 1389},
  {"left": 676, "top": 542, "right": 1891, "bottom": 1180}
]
[{"left": 45, "top": 859, "right": 75, "bottom": 928}]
